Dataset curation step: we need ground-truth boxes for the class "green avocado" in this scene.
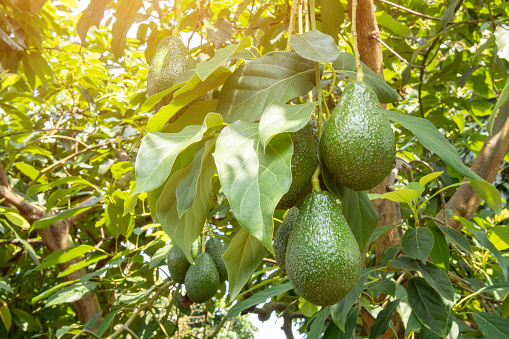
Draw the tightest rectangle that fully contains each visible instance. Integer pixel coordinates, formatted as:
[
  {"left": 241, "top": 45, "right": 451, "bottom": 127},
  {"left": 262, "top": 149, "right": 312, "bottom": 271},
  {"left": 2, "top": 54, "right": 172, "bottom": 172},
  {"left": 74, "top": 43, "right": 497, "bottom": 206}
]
[
  {"left": 205, "top": 238, "right": 228, "bottom": 283},
  {"left": 277, "top": 123, "right": 318, "bottom": 209},
  {"left": 147, "top": 36, "right": 197, "bottom": 122},
  {"left": 273, "top": 207, "right": 299, "bottom": 274},
  {"left": 285, "top": 191, "right": 361, "bottom": 306},
  {"left": 319, "top": 81, "right": 396, "bottom": 191},
  {"left": 167, "top": 244, "right": 191, "bottom": 284},
  {"left": 184, "top": 252, "right": 219, "bottom": 303}
]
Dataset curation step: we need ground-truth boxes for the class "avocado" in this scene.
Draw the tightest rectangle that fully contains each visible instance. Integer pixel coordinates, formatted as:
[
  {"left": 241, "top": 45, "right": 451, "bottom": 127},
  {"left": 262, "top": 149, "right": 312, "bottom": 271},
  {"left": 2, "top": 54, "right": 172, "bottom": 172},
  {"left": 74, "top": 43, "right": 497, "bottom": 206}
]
[
  {"left": 285, "top": 191, "right": 361, "bottom": 306},
  {"left": 147, "top": 36, "right": 197, "bottom": 122},
  {"left": 205, "top": 238, "right": 228, "bottom": 283},
  {"left": 319, "top": 81, "right": 396, "bottom": 191},
  {"left": 273, "top": 207, "right": 299, "bottom": 274},
  {"left": 184, "top": 252, "right": 220, "bottom": 303},
  {"left": 277, "top": 123, "right": 318, "bottom": 209},
  {"left": 168, "top": 244, "right": 191, "bottom": 284}
]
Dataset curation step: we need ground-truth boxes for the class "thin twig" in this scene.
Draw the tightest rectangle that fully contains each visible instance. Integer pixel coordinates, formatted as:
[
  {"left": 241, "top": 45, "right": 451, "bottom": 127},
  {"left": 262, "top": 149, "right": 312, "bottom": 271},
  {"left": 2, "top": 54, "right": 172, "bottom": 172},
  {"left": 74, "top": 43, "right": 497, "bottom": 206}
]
[
  {"left": 374, "top": 0, "right": 441, "bottom": 21},
  {"left": 373, "top": 35, "right": 426, "bottom": 68},
  {"left": 0, "top": 239, "right": 43, "bottom": 246},
  {"left": 71, "top": 328, "right": 103, "bottom": 339},
  {"left": 0, "top": 128, "right": 88, "bottom": 138}
]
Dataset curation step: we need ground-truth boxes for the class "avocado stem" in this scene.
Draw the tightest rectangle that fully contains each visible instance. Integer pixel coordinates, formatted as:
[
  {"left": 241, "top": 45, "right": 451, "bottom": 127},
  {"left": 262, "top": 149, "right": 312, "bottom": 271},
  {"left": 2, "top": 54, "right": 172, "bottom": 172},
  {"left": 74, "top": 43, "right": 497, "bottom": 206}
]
[
  {"left": 352, "top": 0, "right": 365, "bottom": 82},
  {"left": 311, "top": 164, "right": 322, "bottom": 192}
]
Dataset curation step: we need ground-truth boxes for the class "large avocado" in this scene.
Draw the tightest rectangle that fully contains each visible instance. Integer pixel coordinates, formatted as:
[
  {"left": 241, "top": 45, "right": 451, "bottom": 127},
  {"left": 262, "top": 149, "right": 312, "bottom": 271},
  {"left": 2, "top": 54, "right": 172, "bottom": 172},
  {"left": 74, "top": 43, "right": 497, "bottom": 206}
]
[
  {"left": 147, "top": 36, "right": 197, "bottom": 122},
  {"left": 167, "top": 244, "right": 191, "bottom": 284},
  {"left": 285, "top": 191, "right": 361, "bottom": 306},
  {"left": 273, "top": 207, "right": 299, "bottom": 274},
  {"left": 205, "top": 238, "right": 228, "bottom": 283},
  {"left": 319, "top": 81, "right": 395, "bottom": 191},
  {"left": 184, "top": 252, "right": 219, "bottom": 303},
  {"left": 277, "top": 123, "right": 318, "bottom": 209}
]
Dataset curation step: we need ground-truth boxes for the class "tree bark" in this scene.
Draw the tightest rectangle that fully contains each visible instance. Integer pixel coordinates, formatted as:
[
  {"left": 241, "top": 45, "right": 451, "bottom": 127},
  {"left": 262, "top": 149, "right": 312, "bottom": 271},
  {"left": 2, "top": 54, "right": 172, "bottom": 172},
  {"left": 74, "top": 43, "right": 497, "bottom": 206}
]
[
  {"left": 437, "top": 102, "right": 509, "bottom": 230},
  {"left": 0, "top": 162, "right": 102, "bottom": 323}
]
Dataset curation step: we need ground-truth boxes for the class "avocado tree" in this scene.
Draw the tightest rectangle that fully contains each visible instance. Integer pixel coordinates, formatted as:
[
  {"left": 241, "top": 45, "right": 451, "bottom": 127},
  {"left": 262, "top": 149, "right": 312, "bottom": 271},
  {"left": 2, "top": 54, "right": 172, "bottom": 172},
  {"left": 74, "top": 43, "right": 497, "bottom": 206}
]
[{"left": 0, "top": 0, "right": 508, "bottom": 338}]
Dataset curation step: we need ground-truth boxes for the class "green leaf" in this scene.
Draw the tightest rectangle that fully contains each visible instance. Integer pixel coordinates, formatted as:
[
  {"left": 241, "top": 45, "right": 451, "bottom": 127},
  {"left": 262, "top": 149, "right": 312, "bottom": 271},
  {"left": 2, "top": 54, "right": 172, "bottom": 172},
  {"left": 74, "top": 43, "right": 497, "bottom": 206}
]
[
  {"left": 0, "top": 299, "right": 11, "bottom": 332},
  {"left": 223, "top": 227, "right": 267, "bottom": 300},
  {"left": 57, "top": 254, "right": 109, "bottom": 278},
  {"left": 488, "top": 225, "right": 509, "bottom": 251},
  {"left": 317, "top": 0, "right": 344, "bottom": 41},
  {"left": 149, "top": 244, "right": 172, "bottom": 269},
  {"left": 438, "top": 226, "right": 473, "bottom": 254},
  {"left": 146, "top": 67, "right": 231, "bottom": 132},
  {"left": 407, "top": 277, "right": 448, "bottom": 337},
  {"left": 369, "top": 299, "right": 401, "bottom": 339},
  {"left": 13, "top": 162, "right": 40, "bottom": 181},
  {"left": 473, "top": 34, "right": 496, "bottom": 59},
  {"left": 133, "top": 113, "right": 223, "bottom": 195},
  {"left": 429, "top": 221, "right": 449, "bottom": 271},
  {"left": 31, "top": 199, "right": 100, "bottom": 231},
  {"left": 217, "top": 51, "right": 316, "bottom": 123},
  {"left": 441, "top": 0, "right": 458, "bottom": 28},
  {"left": 290, "top": 30, "right": 340, "bottom": 63},
  {"left": 365, "top": 224, "right": 399, "bottom": 248},
  {"left": 105, "top": 190, "right": 135, "bottom": 238},
  {"left": 228, "top": 282, "right": 292, "bottom": 318},
  {"left": 472, "top": 312, "right": 509, "bottom": 338},
  {"left": 196, "top": 36, "right": 252, "bottom": 80},
  {"left": 299, "top": 298, "right": 320, "bottom": 317},
  {"left": 35, "top": 245, "right": 98, "bottom": 271},
  {"left": 156, "top": 140, "right": 216, "bottom": 263},
  {"left": 381, "top": 189, "right": 419, "bottom": 203},
  {"left": 94, "top": 307, "right": 121, "bottom": 336},
  {"left": 45, "top": 282, "right": 98, "bottom": 308},
  {"left": 322, "top": 166, "right": 378, "bottom": 251},
  {"left": 308, "top": 307, "right": 330, "bottom": 339},
  {"left": 419, "top": 171, "right": 443, "bottom": 187},
  {"left": 111, "top": 0, "right": 143, "bottom": 59},
  {"left": 214, "top": 121, "right": 292, "bottom": 251},
  {"left": 0, "top": 279, "right": 12, "bottom": 294},
  {"left": 385, "top": 110, "right": 502, "bottom": 214},
  {"left": 376, "top": 12, "right": 411, "bottom": 37},
  {"left": 323, "top": 307, "right": 358, "bottom": 339},
  {"left": 111, "top": 161, "right": 134, "bottom": 180},
  {"left": 332, "top": 52, "right": 401, "bottom": 103},
  {"left": 331, "top": 269, "right": 371, "bottom": 331},
  {"left": 26, "top": 176, "right": 98, "bottom": 199},
  {"left": 401, "top": 227, "right": 434, "bottom": 263},
  {"left": 258, "top": 101, "right": 318, "bottom": 149}
]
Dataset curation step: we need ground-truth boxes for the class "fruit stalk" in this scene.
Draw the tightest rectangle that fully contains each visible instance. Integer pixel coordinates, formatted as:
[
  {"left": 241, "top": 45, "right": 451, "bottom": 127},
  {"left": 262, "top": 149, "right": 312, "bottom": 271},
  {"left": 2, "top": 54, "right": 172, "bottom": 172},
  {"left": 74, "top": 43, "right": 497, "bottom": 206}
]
[
  {"left": 352, "top": 0, "right": 365, "bottom": 81},
  {"left": 311, "top": 164, "right": 321, "bottom": 192}
]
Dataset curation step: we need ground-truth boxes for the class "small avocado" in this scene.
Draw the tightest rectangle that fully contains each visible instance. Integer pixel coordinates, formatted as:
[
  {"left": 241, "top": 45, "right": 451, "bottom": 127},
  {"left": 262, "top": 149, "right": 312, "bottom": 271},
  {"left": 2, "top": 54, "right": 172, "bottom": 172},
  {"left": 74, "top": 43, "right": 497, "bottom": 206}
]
[
  {"left": 168, "top": 244, "right": 191, "bottom": 284},
  {"left": 205, "top": 238, "right": 228, "bottom": 283},
  {"left": 184, "top": 252, "right": 219, "bottom": 303},
  {"left": 319, "top": 81, "right": 395, "bottom": 191},
  {"left": 147, "top": 36, "right": 198, "bottom": 122},
  {"left": 285, "top": 191, "right": 361, "bottom": 306},
  {"left": 277, "top": 123, "right": 318, "bottom": 209},
  {"left": 273, "top": 207, "right": 299, "bottom": 274}
]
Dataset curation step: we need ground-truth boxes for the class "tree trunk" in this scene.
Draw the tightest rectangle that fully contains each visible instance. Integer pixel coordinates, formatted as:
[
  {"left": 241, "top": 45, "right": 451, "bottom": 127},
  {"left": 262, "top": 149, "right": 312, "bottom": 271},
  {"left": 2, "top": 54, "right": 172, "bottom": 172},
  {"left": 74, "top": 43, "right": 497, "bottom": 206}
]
[{"left": 437, "top": 102, "right": 509, "bottom": 230}]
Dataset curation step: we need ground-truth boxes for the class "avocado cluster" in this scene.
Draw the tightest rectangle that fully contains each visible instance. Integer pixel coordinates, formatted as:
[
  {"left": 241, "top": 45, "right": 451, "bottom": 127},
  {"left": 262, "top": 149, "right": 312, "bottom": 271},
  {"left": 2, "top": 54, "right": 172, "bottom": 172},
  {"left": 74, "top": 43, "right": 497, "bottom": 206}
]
[{"left": 167, "top": 238, "right": 227, "bottom": 304}]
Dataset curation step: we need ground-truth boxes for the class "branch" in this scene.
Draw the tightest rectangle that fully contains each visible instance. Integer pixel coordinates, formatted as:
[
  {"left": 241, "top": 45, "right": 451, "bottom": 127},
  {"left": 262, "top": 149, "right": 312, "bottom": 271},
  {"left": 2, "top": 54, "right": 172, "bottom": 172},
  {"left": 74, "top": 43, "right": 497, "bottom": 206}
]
[
  {"left": 0, "top": 239, "right": 43, "bottom": 246},
  {"left": 282, "top": 315, "right": 294, "bottom": 339},
  {"left": 374, "top": 0, "right": 441, "bottom": 21},
  {"left": 0, "top": 128, "right": 88, "bottom": 138}
]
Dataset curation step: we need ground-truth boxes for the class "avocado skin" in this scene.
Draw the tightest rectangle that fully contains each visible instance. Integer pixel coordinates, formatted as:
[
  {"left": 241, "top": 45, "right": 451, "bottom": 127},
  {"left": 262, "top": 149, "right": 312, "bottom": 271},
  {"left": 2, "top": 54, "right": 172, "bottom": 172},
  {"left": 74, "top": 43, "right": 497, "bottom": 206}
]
[
  {"left": 184, "top": 252, "right": 219, "bottom": 303},
  {"left": 168, "top": 244, "right": 191, "bottom": 284},
  {"left": 319, "top": 81, "right": 395, "bottom": 191},
  {"left": 205, "top": 238, "right": 228, "bottom": 283},
  {"left": 273, "top": 207, "right": 299, "bottom": 274},
  {"left": 147, "top": 36, "right": 197, "bottom": 121},
  {"left": 285, "top": 191, "right": 361, "bottom": 306},
  {"left": 277, "top": 123, "right": 318, "bottom": 209}
]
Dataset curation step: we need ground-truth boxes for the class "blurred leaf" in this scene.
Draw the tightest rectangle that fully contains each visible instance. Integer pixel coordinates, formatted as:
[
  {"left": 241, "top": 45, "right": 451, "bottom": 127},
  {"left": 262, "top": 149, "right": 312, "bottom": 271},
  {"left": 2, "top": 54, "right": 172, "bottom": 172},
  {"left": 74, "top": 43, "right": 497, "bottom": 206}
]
[
  {"left": 290, "top": 30, "right": 340, "bottom": 63},
  {"left": 111, "top": 0, "right": 143, "bottom": 59},
  {"left": 401, "top": 227, "right": 434, "bottom": 263},
  {"left": 472, "top": 312, "right": 509, "bottom": 338},
  {"left": 473, "top": 34, "right": 495, "bottom": 59},
  {"left": 332, "top": 53, "right": 401, "bottom": 103},
  {"left": 0, "top": 279, "right": 12, "bottom": 294},
  {"left": 317, "top": 0, "right": 344, "bottom": 41},
  {"left": 258, "top": 101, "right": 318, "bottom": 149},
  {"left": 149, "top": 244, "right": 172, "bottom": 269},
  {"left": 228, "top": 282, "right": 292, "bottom": 318},
  {"left": 495, "top": 26, "right": 509, "bottom": 61},
  {"left": 4, "top": 212, "right": 30, "bottom": 229},
  {"left": 0, "top": 298, "right": 11, "bottom": 332},
  {"left": 487, "top": 76, "right": 509, "bottom": 135},
  {"left": 110, "top": 161, "right": 134, "bottom": 180},
  {"left": 214, "top": 121, "right": 292, "bottom": 251},
  {"left": 376, "top": 12, "right": 411, "bottom": 37},
  {"left": 223, "top": 227, "right": 267, "bottom": 301},
  {"left": 46, "top": 282, "right": 97, "bottom": 307},
  {"left": 488, "top": 225, "right": 509, "bottom": 251},
  {"left": 369, "top": 299, "right": 401, "bottom": 339},
  {"left": 204, "top": 18, "right": 233, "bottom": 48},
  {"left": 441, "top": 0, "right": 458, "bottom": 28},
  {"left": 217, "top": 51, "right": 316, "bottom": 123}
]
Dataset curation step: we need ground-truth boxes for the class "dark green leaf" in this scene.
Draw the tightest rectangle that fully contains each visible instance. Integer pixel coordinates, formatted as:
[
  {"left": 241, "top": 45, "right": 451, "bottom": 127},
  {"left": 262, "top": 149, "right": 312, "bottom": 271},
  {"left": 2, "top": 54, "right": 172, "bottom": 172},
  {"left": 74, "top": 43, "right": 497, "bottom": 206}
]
[
  {"left": 217, "top": 51, "right": 316, "bottom": 123},
  {"left": 365, "top": 224, "right": 399, "bottom": 248},
  {"left": 46, "top": 282, "right": 97, "bottom": 307},
  {"left": 323, "top": 307, "right": 358, "bottom": 339},
  {"left": 223, "top": 228, "right": 267, "bottom": 300},
  {"left": 95, "top": 307, "right": 121, "bottom": 336},
  {"left": 385, "top": 110, "right": 502, "bottom": 214},
  {"left": 429, "top": 221, "right": 450, "bottom": 271},
  {"left": 214, "top": 121, "right": 293, "bottom": 251},
  {"left": 331, "top": 269, "right": 371, "bottom": 331},
  {"left": 376, "top": 12, "right": 411, "bottom": 37},
  {"left": 290, "top": 30, "right": 340, "bottom": 63},
  {"left": 369, "top": 299, "right": 401, "bottom": 339},
  {"left": 31, "top": 199, "right": 100, "bottom": 231},
  {"left": 308, "top": 307, "right": 330, "bottom": 339},
  {"left": 472, "top": 312, "right": 509, "bottom": 339},
  {"left": 401, "top": 227, "right": 434, "bottom": 263},
  {"left": 317, "top": 0, "right": 344, "bottom": 41},
  {"left": 438, "top": 226, "right": 473, "bottom": 254},
  {"left": 228, "top": 282, "right": 292, "bottom": 318},
  {"left": 35, "top": 245, "right": 97, "bottom": 272},
  {"left": 407, "top": 277, "right": 448, "bottom": 337},
  {"left": 322, "top": 165, "right": 378, "bottom": 251},
  {"left": 332, "top": 52, "right": 401, "bottom": 103},
  {"left": 0, "top": 279, "right": 12, "bottom": 294},
  {"left": 441, "top": 0, "right": 458, "bottom": 28}
]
